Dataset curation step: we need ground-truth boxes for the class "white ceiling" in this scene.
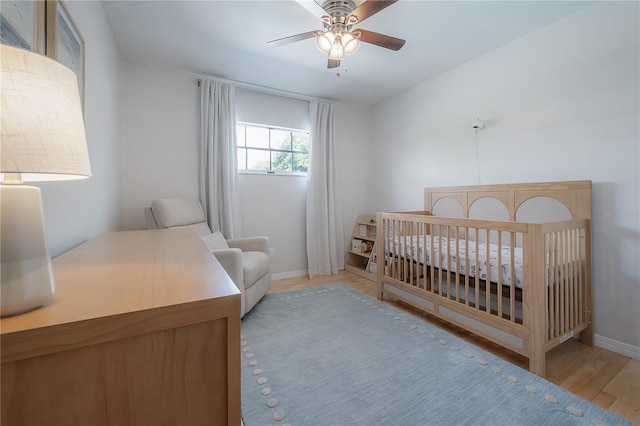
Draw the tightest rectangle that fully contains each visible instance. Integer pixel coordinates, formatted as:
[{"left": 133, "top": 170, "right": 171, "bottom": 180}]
[{"left": 103, "top": 0, "right": 594, "bottom": 106}]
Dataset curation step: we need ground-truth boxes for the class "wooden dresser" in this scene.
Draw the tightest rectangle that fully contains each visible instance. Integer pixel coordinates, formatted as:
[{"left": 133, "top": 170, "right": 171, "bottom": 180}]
[{"left": 0, "top": 229, "right": 241, "bottom": 426}]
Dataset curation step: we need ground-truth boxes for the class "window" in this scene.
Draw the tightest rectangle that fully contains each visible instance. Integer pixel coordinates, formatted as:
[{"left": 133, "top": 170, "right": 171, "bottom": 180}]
[{"left": 237, "top": 122, "right": 310, "bottom": 175}]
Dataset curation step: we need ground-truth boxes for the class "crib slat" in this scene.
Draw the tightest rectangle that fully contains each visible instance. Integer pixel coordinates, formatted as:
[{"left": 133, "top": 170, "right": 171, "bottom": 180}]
[
  {"left": 445, "top": 225, "right": 450, "bottom": 297},
  {"left": 552, "top": 231, "right": 558, "bottom": 340},
  {"left": 407, "top": 221, "right": 412, "bottom": 285},
  {"left": 568, "top": 229, "right": 574, "bottom": 329},
  {"left": 403, "top": 220, "right": 409, "bottom": 284},
  {"left": 420, "top": 223, "right": 425, "bottom": 290},
  {"left": 497, "top": 231, "right": 503, "bottom": 319},
  {"left": 464, "top": 227, "right": 470, "bottom": 306},
  {"left": 549, "top": 232, "right": 555, "bottom": 338},
  {"left": 563, "top": 229, "right": 569, "bottom": 332},
  {"left": 545, "top": 233, "right": 551, "bottom": 340},
  {"left": 390, "top": 219, "right": 393, "bottom": 276},
  {"left": 454, "top": 226, "right": 460, "bottom": 302},
  {"left": 571, "top": 229, "right": 576, "bottom": 330},
  {"left": 438, "top": 225, "right": 443, "bottom": 296},
  {"left": 560, "top": 230, "right": 566, "bottom": 335},
  {"left": 408, "top": 221, "right": 412, "bottom": 286},
  {"left": 389, "top": 219, "right": 394, "bottom": 280},
  {"left": 485, "top": 229, "right": 490, "bottom": 313},
  {"left": 415, "top": 222, "right": 419, "bottom": 286},
  {"left": 431, "top": 226, "right": 437, "bottom": 293},
  {"left": 402, "top": 220, "right": 407, "bottom": 282},
  {"left": 510, "top": 231, "right": 516, "bottom": 323},
  {"left": 444, "top": 226, "right": 449, "bottom": 298},
  {"left": 564, "top": 230, "right": 570, "bottom": 331},
  {"left": 475, "top": 231, "right": 480, "bottom": 311},
  {"left": 446, "top": 226, "right": 452, "bottom": 299},
  {"left": 578, "top": 228, "right": 584, "bottom": 326},
  {"left": 557, "top": 231, "right": 563, "bottom": 336},
  {"left": 388, "top": 219, "right": 393, "bottom": 279}
]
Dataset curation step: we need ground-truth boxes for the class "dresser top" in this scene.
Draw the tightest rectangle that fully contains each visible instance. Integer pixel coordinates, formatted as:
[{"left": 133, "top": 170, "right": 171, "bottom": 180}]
[{"left": 1, "top": 229, "right": 240, "bottom": 362}]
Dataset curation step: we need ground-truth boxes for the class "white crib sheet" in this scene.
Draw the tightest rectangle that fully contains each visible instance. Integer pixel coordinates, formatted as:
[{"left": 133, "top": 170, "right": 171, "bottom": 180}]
[{"left": 390, "top": 235, "right": 524, "bottom": 288}]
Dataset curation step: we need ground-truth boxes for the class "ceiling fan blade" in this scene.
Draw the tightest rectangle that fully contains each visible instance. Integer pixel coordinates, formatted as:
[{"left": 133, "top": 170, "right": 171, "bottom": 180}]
[
  {"left": 346, "top": 0, "right": 398, "bottom": 25},
  {"left": 356, "top": 29, "right": 405, "bottom": 51},
  {"left": 328, "top": 59, "right": 341, "bottom": 69},
  {"left": 268, "top": 31, "right": 317, "bottom": 47},
  {"left": 294, "top": 0, "right": 328, "bottom": 20}
]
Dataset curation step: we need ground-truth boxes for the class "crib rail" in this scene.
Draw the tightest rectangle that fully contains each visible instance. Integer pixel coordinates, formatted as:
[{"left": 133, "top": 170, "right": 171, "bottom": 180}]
[{"left": 376, "top": 212, "right": 591, "bottom": 359}]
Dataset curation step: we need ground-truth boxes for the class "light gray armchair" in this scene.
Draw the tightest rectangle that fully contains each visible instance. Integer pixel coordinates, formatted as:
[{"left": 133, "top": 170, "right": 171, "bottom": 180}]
[{"left": 145, "top": 198, "right": 270, "bottom": 317}]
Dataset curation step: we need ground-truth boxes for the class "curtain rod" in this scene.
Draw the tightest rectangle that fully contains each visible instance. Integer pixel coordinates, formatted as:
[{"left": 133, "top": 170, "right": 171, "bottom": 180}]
[{"left": 195, "top": 76, "right": 326, "bottom": 104}]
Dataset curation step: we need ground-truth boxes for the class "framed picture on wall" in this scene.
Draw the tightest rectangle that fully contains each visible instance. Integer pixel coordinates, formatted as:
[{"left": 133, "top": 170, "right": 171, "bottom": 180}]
[
  {"left": 46, "top": 0, "right": 84, "bottom": 107},
  {"left": 0, "top": 0, "right": 45, "bottom": 53}
]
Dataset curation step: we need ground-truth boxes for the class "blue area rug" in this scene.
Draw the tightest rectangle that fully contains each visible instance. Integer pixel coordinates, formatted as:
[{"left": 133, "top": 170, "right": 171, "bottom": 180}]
[{"left": 241, "top": 283, "right": 630, "bottom": 426}]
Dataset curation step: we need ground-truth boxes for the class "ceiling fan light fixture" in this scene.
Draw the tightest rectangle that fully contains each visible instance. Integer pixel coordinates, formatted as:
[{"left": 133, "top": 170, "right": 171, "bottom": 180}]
[
  {"left": 341, "top": 31, "right": 360, "bottom": 55},
  {"left": 315, "top": 30, "right": 335, "bottom": 54},
  {"left": 328, "top": 37, "right": 344, "bottom": 60}
]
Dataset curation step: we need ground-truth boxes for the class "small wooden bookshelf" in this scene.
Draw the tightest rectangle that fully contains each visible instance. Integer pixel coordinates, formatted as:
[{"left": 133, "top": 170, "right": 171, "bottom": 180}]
[{"left": 344, "top": 214, "right": 377, "bottom": 281}]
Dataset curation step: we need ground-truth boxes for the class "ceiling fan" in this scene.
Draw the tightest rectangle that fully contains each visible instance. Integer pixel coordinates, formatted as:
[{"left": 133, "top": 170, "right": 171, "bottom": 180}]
[{"left": 268, "top": 0, "right": 406, "bottom": 69}]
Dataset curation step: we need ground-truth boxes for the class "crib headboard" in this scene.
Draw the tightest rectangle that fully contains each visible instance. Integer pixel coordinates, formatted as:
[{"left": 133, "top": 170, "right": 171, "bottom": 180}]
[{"left": 424, "top": 180, "right": 591, "bottom": 221}]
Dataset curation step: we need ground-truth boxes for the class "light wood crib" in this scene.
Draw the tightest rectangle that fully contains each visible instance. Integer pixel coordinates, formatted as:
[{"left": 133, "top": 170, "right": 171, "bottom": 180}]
[{"left": 375, "top": 181, "right": 592, "bottom": 376}]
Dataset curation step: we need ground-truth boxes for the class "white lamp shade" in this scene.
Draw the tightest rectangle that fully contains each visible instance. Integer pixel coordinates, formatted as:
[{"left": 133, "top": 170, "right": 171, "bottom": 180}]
[{"left": 1, "top": 44, "right": 91, "bottom": 182}]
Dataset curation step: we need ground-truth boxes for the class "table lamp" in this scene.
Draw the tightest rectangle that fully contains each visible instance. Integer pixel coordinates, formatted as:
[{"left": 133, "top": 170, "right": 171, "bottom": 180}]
[{"left": 1, "top": 44, "right": 91, "bottom": 316}]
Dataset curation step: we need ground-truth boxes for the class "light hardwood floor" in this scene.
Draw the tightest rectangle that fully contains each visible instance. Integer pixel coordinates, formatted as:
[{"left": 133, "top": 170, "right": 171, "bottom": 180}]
[{"left": 271, "top": 271, "right": 640, "bottom": 425}]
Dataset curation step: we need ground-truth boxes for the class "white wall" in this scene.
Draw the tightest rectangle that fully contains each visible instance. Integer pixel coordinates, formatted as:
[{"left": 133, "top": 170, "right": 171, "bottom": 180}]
[
  {"left": 119, "top": 63, "right": 200, "bottom": 231},
  {"left": 367, "top": 2, "right": 640, "bottom": 353},
  {"left": 237, "top": 174, "right": 307, "bottom": 277},
  {"left": 37, "top": 1, "right": 121, "bottom": 257},
  {"left": 119, "top": 64, "right": 369, "bottom": 277},
  {"left": 335, "top": 103, "right": 370, "bottom": 260}
]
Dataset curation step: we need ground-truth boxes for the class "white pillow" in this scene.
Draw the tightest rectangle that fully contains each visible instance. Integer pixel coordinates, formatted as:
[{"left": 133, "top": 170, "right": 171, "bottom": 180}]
[{"left": 201, "top": 231, "right": 229, "bottom": 250}]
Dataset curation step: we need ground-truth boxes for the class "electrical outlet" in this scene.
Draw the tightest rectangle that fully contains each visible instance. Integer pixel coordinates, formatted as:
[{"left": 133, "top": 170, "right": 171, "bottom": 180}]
[{"left": 269, "top": 248, "right": 276, "bottom": 258}]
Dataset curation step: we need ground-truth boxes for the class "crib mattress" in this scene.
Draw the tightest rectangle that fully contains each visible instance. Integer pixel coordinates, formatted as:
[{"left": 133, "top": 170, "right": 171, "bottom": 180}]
[{"left": 390, "top": 235, "right": 524, "bottom": 288}]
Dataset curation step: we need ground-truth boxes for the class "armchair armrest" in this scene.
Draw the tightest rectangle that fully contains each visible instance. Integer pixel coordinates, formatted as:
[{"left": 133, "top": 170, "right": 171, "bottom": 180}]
[
  {"left": 226, "top": 236, "right": 269, "bottom": 254},
  {"left": 211, "top": 248, "right": 244, "bottom": 291}
]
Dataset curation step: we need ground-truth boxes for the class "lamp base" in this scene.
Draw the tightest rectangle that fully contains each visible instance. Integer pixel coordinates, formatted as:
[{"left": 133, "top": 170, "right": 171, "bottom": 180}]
[{"left": 1, "top": 185, "right": 55, "bottom": 316}]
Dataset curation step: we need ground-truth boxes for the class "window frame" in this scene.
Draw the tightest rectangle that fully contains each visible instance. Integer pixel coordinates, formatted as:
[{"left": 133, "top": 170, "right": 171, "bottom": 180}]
[{"left": 236, "top": 121, "right": 310, "bottom": 176}]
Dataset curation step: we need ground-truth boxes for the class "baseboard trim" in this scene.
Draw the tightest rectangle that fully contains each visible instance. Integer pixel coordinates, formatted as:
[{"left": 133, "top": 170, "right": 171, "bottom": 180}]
[
  {"left": 595, "top": 334, "right": 640, "bottom": 360},
  {"left": 271, "top": 270, "right": 308, "bottom": 281}
]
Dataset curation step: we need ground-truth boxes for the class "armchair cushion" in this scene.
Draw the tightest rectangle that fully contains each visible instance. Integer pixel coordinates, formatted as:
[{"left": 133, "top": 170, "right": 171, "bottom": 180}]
[
  {"left": 151, "top": 198, "right": 206, "bottom": 228},
  {"left": 201, "top": 231, "right": 230, "bottom": 250},
  {"left": 241, "top": 251, "right": 270, "bottom": 289},
  {"left": 150, "top": 198, "right": 212, "bottom": 236}
]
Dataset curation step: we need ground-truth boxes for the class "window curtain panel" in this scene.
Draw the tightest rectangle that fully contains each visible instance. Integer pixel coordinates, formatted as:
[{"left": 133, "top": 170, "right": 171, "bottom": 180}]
[
  {"left": 200, "top": 79, "right": 242, "bottom": 238},
  {"left": 306, "top": 101, "right": 344, "bottom": 277}
]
